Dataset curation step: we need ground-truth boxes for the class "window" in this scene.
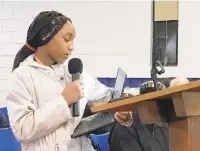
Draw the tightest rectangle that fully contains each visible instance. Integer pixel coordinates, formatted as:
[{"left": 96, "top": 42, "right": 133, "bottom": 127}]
[
  {"left": 152, "top": 1, "right": 179, "bottom": 66},
  {"left": 152, "top": 21, "right": 178, "bottom": 66}
]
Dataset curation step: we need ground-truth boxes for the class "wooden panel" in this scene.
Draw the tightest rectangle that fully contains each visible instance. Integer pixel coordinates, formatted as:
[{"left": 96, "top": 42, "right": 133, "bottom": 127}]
[
  {"left": 169, "top": 118, "right": 190, "bottom": 151},
  {"left": 172, "top": 92, "right": 200, "bottom": 116},
  {"left": 171, "top": 93, "right": 187, "bottom": 116},
  {"left": 190, "top": 116, "right": 200, "bottom": 151},
  {"left": 137, "top": 101, "right": 161, "bottom": 124},
  {"left": 154, "top": 1, "right": 179, "bottom": 21},
  {"left": 169, "top": 116, "right": 200, "bottom": 151}
]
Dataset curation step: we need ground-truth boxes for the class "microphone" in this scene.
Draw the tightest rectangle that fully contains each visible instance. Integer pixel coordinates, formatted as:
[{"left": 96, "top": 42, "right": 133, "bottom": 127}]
[{"left": 68, "top": 58, "right": 83, "bottom": 117}]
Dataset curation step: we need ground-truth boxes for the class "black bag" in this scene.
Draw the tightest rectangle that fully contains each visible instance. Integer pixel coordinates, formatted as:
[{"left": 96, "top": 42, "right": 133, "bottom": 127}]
[{"left": 0, "top": 112, "right": 10, "bottom": 128}]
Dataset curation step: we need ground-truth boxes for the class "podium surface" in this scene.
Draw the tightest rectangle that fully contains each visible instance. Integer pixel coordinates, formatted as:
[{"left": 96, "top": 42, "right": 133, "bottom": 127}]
[{"left": 91, "top": 80, "right": 200, "bottom": 151}]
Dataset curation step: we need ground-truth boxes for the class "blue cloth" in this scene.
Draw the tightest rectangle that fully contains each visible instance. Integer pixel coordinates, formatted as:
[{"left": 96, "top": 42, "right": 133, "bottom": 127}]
[
  {"left": 0, "top": 108, "right": 21, "bottom": 151},
  {"left": 90, "top": 132, "right": 110, "bottom": 151},
  {"left": 0, "top": 128, "right": 21, "bottom": 151}
]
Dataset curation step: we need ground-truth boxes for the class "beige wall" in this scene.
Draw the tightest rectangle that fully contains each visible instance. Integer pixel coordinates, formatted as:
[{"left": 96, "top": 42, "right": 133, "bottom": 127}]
[{"left": 154, "top": 1, "right": 179, "bottom": 21}]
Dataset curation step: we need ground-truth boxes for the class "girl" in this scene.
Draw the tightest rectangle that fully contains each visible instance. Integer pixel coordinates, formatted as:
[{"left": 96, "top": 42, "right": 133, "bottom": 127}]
[{"left": 6, "top": 11, "right": 132, "bottom": 151}]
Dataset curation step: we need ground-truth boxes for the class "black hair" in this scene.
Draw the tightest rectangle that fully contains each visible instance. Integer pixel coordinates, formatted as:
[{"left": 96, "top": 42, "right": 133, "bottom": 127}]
[{"left": 12, "top": 11, "right": 72, "bottom": 71}]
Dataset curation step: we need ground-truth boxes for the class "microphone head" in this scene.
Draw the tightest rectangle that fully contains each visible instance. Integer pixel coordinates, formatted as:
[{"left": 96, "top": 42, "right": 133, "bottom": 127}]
[{"left": 68, "top": 58, "right": 83, "bottom": 74}]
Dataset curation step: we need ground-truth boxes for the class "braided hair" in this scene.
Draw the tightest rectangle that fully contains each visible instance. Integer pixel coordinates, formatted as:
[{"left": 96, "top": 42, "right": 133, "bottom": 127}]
[{"left": 12, "top": 11, "right": 72, "bottom": 71}]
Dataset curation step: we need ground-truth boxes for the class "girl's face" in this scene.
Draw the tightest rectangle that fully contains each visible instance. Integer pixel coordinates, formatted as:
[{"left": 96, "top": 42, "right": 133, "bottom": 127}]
[{"left": 45, "top": 20, "right": 76, "bottom": 64}]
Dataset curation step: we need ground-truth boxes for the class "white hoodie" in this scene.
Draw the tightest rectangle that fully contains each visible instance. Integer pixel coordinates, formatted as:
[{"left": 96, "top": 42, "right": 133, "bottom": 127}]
[{"left": 6, "top": 55, "right": 111, "bottom": 151}]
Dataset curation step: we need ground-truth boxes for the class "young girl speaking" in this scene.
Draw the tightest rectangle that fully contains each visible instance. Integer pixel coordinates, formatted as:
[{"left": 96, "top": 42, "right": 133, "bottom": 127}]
[{"left": 6, "top": 11, "right": 133, "bottom": 151}]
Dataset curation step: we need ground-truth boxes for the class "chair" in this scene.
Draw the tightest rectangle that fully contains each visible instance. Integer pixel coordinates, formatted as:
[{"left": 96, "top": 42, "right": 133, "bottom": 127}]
[
  {"left": 0, "top": 128, "right": 21, "bottom": 151},
  {"left": 0, "top": 107, "right": 21, "bottom": 151},
  {"left": 90, "top": 132, "right": 110, "bottom": 151}
]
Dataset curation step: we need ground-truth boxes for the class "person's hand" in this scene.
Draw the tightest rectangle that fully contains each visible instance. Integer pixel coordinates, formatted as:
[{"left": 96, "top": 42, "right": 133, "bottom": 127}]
[
  {"left": 170, "top": 77, "right": 190, "bottom": 87},
  {"left": 122, "top": 93, "right": 134, "bottom": 98},
  {"left": 113, "top": 93, "right": 133, "bottom": 126},
  {"left": 114, "top": 111, "right": 133, "bottom": 127},
  {"left": 61, "top": 80, "right": 84, "bottom": 105}
]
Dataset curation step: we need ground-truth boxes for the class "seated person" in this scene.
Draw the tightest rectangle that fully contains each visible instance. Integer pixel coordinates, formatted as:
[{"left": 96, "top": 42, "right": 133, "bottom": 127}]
[{"left": 109, "top": 77, "right": 189, "bottom": 151}]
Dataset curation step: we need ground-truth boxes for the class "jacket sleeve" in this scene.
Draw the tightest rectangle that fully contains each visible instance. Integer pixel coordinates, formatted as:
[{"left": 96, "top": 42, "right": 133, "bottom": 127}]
[
  {"left": 6, "top": 72, "right": 72, "bottom": 142},
  {"left": 82, "top": 70, "right": 113, "bottom": 103}
]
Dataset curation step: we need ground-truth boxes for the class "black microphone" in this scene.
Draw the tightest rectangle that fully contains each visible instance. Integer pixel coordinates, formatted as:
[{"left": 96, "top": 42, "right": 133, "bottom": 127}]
[{"left": 68, "top": 58, "right": 83, "bottom": 117}]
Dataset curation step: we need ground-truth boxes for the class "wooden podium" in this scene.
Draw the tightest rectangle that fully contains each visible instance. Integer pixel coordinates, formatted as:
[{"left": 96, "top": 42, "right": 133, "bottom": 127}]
[{"left": 91, "top": 80, "right": 200, "bottom": 151}]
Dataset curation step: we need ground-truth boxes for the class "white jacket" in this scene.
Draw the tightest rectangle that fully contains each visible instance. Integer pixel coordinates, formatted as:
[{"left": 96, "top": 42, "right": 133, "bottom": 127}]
[{"left": 6, "top": 55, "right": 111, "bottom": 151}]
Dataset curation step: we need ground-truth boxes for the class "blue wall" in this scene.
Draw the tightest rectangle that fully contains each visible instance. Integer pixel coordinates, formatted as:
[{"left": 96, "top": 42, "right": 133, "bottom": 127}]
[{"left": 98, "top": 78, "right": 200, "bottom": 88}]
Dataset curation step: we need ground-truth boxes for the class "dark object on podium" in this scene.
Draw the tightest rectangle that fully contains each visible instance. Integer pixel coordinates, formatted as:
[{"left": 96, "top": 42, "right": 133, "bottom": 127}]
[
  {"left": 72, "top": 89, "right": 114, "bottom": 138},
  {"left": 72, "top": 111, "right": 115, "bottom": 138},
  {"left": 72, "top": 95, "right": 133, "bottom": 138}
]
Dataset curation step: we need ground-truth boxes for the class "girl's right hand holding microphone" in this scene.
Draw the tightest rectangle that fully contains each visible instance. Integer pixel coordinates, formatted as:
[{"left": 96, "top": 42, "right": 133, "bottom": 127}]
[{"left": 61, "top": 80, "right": 84, "bottom": 105}]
